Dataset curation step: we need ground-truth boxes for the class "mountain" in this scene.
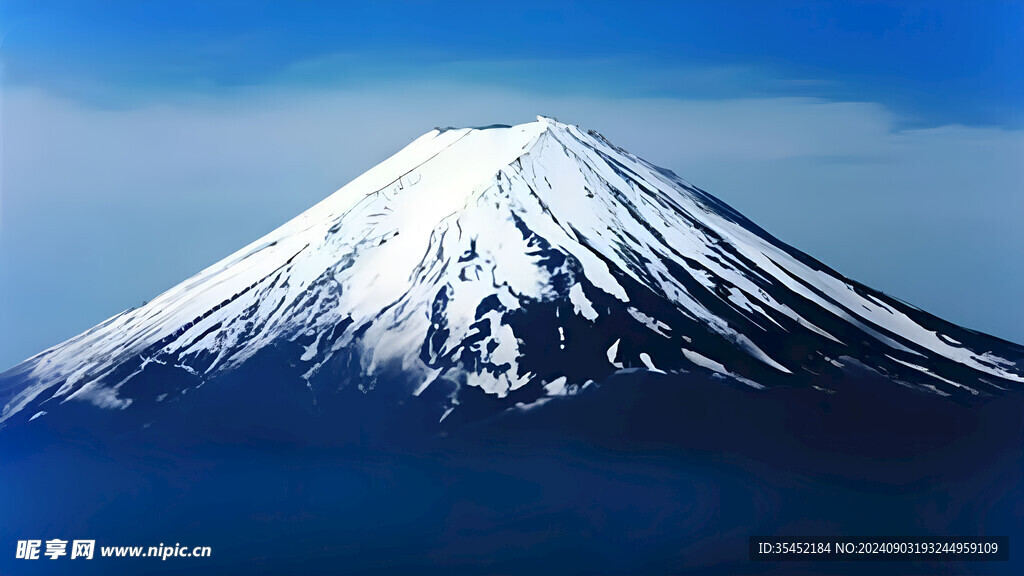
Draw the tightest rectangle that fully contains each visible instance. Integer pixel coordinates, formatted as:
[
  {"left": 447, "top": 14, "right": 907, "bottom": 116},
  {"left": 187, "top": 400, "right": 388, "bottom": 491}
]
[
  {"left": 3, "top": 116, "right": 1024, "bottom": 576},
  {"left": 2, "top": 116, "right": 1022, "bottom": 434}
]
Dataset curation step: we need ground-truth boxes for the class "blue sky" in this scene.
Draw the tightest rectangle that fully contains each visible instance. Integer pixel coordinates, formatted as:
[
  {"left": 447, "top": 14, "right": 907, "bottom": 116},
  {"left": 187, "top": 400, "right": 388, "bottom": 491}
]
[
  {"left": 1, "top": 1, "right": 1022, "bottom": 369},
  {"left": 5, "top": 1, "right": 1020, "bottom": 126}
]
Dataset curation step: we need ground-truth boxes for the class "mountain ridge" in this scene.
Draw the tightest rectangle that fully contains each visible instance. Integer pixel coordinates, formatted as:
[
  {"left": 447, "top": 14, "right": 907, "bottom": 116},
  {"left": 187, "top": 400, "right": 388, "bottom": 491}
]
[{"left": 2, "top": 116, "right": 1022, "bottom": 430}]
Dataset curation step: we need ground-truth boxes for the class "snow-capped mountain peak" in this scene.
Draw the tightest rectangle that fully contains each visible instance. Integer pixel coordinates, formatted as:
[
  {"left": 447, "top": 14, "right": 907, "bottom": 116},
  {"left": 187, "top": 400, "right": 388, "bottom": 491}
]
[{"left": 2, "top": 116, "right": 1022, "bottom": 427}]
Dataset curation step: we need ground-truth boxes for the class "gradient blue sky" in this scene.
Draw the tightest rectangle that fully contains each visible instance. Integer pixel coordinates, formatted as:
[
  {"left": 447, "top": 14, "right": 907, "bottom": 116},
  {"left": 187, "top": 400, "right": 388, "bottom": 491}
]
[{"left": 1, "top": 0, "right": 1022, "bottom": 370}]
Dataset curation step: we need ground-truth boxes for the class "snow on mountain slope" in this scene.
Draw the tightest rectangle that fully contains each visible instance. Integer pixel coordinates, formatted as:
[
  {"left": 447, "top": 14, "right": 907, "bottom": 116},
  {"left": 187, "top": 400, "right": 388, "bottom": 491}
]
[{"left": 2, "top": 116, "right": 1022, "bottom": 427}]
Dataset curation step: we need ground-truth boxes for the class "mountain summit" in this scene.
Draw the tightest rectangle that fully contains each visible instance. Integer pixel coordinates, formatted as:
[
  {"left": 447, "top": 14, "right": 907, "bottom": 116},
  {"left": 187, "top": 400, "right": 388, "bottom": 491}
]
[{"left": 2, "top": 116, "right": 1022, "bottom": 430}]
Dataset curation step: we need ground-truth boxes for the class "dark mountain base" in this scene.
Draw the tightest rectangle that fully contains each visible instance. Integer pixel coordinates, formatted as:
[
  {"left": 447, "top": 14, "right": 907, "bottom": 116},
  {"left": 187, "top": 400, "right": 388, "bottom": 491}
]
[{"left": 2, "top": 370, "right": 1022, "bottom": 575}]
